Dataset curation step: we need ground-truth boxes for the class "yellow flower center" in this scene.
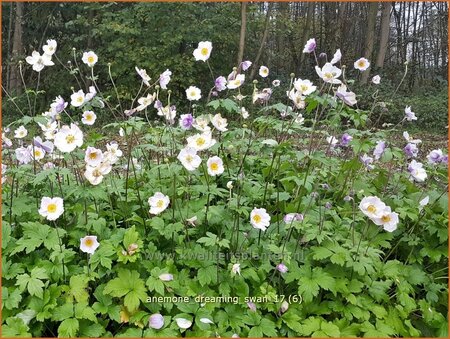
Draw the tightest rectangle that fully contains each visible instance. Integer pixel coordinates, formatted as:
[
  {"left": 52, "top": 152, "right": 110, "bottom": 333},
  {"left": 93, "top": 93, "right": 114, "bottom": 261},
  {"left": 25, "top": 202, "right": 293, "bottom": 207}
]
[
  {"left": 367, "top": 205, "right": 376, "bottom": 213},
  {"left": 156, "top": 200, "right": 164, "bottom": 208},
  {"left": 196, "top": 137, "right": 205, "bottom": 147},
  {"left": 87, "top": 56, "right": 95, "bottom": 64},
  {"left": 252, "top": 214, "right": 261, "bottom": 223},
  {"left": 186, "top": 155, "right": 193, "bottom": 163},
  {"left": 47, "top": 203, "right": 57, "bottom": 213},
  {"left": 89, "top": 152, "right": 98, "bottom": 160},
  {"left": 86, "top": 114, "right": 93, "bottom": 121},
  {"left": 77, "top": 96, "right": 83, "bottom": 103},
  {"left": 301, "top": 85, "right": 308, "bottom": 91},
  {"left": 210, "top": 162, "right": 219, "bottom": 171},
  {"left": 93, "top": 169, "right": 102, "bottom": 177},
  {"left": 358, "top": 61, "right": 365, "bottom": 67},
  {"left": 324, "top": 72, "right": 333, "bottom": 79},
  {"left": 201, "top": 47, "right": 209, "bottom": 56},
  {"left": 34, "top": 150, "right": 42, "bottom": 157},
  {"left": 84, "top": 238, "right": 94, "bottom": 247},
  {"left": 66, "top": 134, "right": 75, "bottom": 144},
  {"left": 190, "top": 91, "right": 197, "bottom": 97},
  {"left": 381, "top": 215, "right": 391, "bottom": 223}
]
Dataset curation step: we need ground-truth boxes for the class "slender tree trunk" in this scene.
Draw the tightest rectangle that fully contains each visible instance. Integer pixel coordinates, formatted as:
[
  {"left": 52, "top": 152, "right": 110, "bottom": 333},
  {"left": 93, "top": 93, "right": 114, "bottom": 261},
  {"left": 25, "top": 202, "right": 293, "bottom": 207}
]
[
  {"left": 250, "top": 3, "right": 272, "bottom": 80},
  {"left": 6, "top": 3, "right": 14, "bottom": 91},
  {"left": 375, "top": 2, "right": 392, "bottom": 68},
  {"left": 236, "top": 2, "right": 247, "bottom": 66},
  {"left": 300, "top": 2, "right": 315, "bottom": 64},
  {"left": 10, "top": 2, "right": 24, "bottom": 94},
  {"left": 361, "top": 2, "right": 378, "bottom": 84}
]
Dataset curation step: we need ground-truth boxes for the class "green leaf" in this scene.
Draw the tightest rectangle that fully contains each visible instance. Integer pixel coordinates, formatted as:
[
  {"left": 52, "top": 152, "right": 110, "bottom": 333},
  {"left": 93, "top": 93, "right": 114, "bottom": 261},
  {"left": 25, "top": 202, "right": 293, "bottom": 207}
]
[
  {"left": 52, "top": 303, "right": 75, "bottom": 322},
  {"left": 70, "top": 275, "right": 89, "bottom": 303},
  {"left": 58, "top": 318, "right": 79, "bottom": 338},
  {"left": 3, "top": 287, "right": 22, "bottom": 310},
  {"left": 103, "top": 269, "right": 147, "bottom": 312}
]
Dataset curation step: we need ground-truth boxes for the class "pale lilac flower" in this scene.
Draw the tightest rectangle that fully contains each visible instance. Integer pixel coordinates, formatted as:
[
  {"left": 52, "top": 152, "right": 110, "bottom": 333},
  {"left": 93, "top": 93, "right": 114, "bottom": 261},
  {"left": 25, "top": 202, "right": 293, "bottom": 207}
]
[
  {"left": 284, "top": 213, "right": 303, "bottom": 223},
  {"left": 215, "top": 76, "right": 227, "bottom": 92},
  {"left": 179, "top": 114, "right": 194, "bottom": 130},
  {"left": 149, "top": 314, "right": 164, "bottom": 329},
  {"left": 159, "top": 273, "right": 173, "bottom": 281},
  {"left": 240, "top": 60, "right": 252, "bottom": 71},
  {"left": 247, "top": 302, "right": 256, "bottom": 312},
  {"left": 325, "top": 202, "right": 332, "bottom": 209},
  {"left": 135, "top": 66, "right": 151, "bottom": 86},
  {"left": 84, "top": 86, "right": 97, "bottom": 102},
  {"left": 33, "top": 136, "right": 54, "bottom": 153},
  {"left": 276, "top": 263, "right": 288, "bottom": 273},
  {"left": 330, "top": 49, "right": 342, "bottom": 65},
  {"left": 405, "top": 106, "right": 417, "bottom": 121},
  {"left": 315, "top": 63, "right": 342, "bottom": 84},
  {"left": 373, "top": 141, "right": 386, "bottom": 160},
  {"left": 360, "top": 154, "right": 374, "bottom": 170},
  {"left": 50, "top": 96, "right": 67, "bottom": 114},
  {"left": 326, "top": 136, "right": 339, "bottom": 147},
  {"left": 302, "top": 38, "right": 316, "bottom": 53},
  {"left": 344, "top": 195, "right": 353, "bottom": 202},
  {"left": 340, "top": 133, "right": 353, "bottom": 147},
  {"left": 259, "top": 66, "right": 269, "bottom": 78},
  {"left": 427, "top": 149, "right": 445, "bottom": 164},
  {"left": 404, "top": 143, "right": 418, "bottom": 158},
  {"left": 159, "top": 69, "right": 172, "bottom": 89},
  {"left": 279, "top": 301, "right": 289, "bottom": 314},
  {"left": 336, "top": 84, "right": 357, "bottom": 106},
  {"left": 15, "top": 146, "right": 32, "bottom": 164},
  {"left": 408, "top": 160, "right": 427, "bottom": 182},
  {"left": 272, "top": 80, "right": 280, "bottom": 87}
]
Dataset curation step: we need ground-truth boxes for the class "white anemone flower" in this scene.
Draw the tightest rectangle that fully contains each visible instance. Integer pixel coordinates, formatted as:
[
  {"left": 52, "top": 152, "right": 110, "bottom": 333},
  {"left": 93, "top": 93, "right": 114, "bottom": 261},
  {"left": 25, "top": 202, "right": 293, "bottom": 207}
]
[
  {"left": 315, "top": 63, "right": 342, "bottom": 84},
  {"left": 71, "top": 90, "right": 86, "bottom": 107},
  {"left": 39, "top": 197, "right": 64, "bottom": 221},
  {"left": 14, "top": 125, "right": 28, "bottom": 139},
  {"left": 207, "top": 156, "right": 224, "bottom": 176},
  {"left": 193, "top": 41, "right": 212, "bottom": 62},
  {"left": 177, "top": 147, "right": 202, "bottom": 171},
  {"left": 185, "top": 86, "right": 202, "bottom": 101},
  {"left": 359, "top": 196, "right": 387, "bottom": 219},
  {"left": 54, "top": 124, "right": 83, "bottom": 153},
  {"left": 25, "top": 51, "right": 54, "bottom": 72},
  {"left": 372, "top": 75, "right": 381, "bottom": 84},
  {"left": 293, "top": 78, "right": 316, "bottom": 96},
  {"left": 330, "top": 49, "right": 342, "bottom": 65},
  {"left": 81, "top": 110, "right": 97, "bottom": 125},
  {"left": 135, "top": 66, "right": 151, "bottom": 86},
  {"left": 42, "top": 39, "right": 57, "bottom": 56},
  {"left": 175, "top": 318, "right": 192, "bottom": 329},
  {"left": 84, "top": 146, "right": 103, "bottom": 167},
  {"left": 231, "top": 263, "right": 241, "bottom": 275},
  {"left": 82, "top": 51, "right": 98, "bottom": 67},
  {"left": 210, "top": 113, "right": 228, "bottom": 132},
  {"left": 186, "top": 132, "right": 216, "bottom": 151},
  {"left": 84, "top": 161, "right": 112, "bottom": 186},
  {"left": 372, "top": 207, "right": 399, "bottom": 232},
  {"left": 227, "top": 74, "right": 245, "bottom": 89},
  {"left": 354, "top": 57, "right": 370, "bottom": 71},
  {"left": 259, "top": 66, "right": 269, "bottom": 78},
  {"left": 250, "top": 208, "right": 271, "bottom": 231},
  {"left": 148, "top": 192, "right": 170, "bottom": 215},
  {"left": 80, "top": 235, "right": 100, "bottom": 254},
  {"left": 192, "top": 115, "right": 211, "bottom": 132},
  {"left": 136, "top": 93, "right": 156, "bottom": 111}
]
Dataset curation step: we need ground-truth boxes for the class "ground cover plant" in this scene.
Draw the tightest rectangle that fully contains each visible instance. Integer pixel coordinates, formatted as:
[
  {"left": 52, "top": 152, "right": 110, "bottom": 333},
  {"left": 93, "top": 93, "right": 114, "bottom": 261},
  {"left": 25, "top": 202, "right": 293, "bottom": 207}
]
[{"left": 1, "top": 36, "right": 448, "bottom": 338}]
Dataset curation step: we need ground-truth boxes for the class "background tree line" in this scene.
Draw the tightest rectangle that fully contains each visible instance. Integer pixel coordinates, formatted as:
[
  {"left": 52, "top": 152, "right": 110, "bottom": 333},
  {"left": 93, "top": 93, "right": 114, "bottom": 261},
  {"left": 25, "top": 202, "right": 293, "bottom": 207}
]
[{"left": 2, "top": 2, "right": 448, "bottom": 129}]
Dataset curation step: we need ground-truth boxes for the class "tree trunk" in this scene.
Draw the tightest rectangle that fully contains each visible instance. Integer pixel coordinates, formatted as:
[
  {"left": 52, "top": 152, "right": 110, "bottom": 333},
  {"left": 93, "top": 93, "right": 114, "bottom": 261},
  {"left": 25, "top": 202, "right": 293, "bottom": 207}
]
[
  {"left": 300, "top": 2, "right": 315, "bottom": 64},
  {"left": 360, "top": 2, "right": 378, "bottom": 84},
  {"left": 236, "top": 2, "right": 247, "bottom": 66},
  {"left": 375, "top": 2, "right": 392, "bottom": 68},
  {"left": 6, "top": 3, "right": 14, "bottom": 91},
  {"left": 250, "top": 3, "right": 272, "bottom": 80},
  {"left": 10, "top": 2, "right": 24, "bottom": 94}
]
